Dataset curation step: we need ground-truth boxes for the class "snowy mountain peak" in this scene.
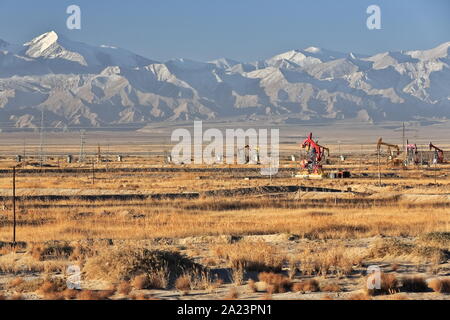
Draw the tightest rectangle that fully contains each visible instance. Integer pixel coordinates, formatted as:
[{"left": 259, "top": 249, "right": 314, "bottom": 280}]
[
  {"left": 24, "top": 31, "right": 59, "bottom": 56},
  {"left": 0, "top": 34, "right": 449, "bottom": 129},
  {"left": 407, "top": 42, "right": 450, "bottom": 61}
]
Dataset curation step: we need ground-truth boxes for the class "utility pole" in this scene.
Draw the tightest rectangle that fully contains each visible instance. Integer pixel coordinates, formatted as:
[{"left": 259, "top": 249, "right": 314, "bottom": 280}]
[
  {"left": 97, "top": 143, "right": 101, "bottom": 163},
  {"left": 23, "top": 138, "right": 26, "bottom": 161},
  {"left": 79, "top": 130, "right": 86, "bottom": 163},
  {"left": 12, "top": 166, "right": 16, "bottom": 245},
  {"left": 92, "top": 162, "right": 95, "bottom": 185}
]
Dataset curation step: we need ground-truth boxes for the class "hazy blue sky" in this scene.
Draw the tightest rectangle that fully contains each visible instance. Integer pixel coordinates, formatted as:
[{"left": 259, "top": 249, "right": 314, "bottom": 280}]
[{"left": 0, "top": 0, "right": 449, "bottom": 62}]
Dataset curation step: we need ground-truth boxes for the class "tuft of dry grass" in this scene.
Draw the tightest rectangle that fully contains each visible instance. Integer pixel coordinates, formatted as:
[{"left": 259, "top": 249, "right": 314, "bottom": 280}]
[
  {"left": 247, "top": 279, "right": 257, "bottom": 293},
  {"left": 428, "top": 278, "right": 450, "bottom": 293},
  {"left": 97, "top": 289, "right": 115, "bottom": 300},
  {"left": 175, "top": 274, "right": 191, "bottom": 295},
  {"left": 230, "top": 264, "right": 245, "bottom": 286},
  {"left": 297, "top": 244, "right": 364, "bottom": 277},
  {"left": 224, "top": 287, "right": 239, "bottom": 300},
  {"left": 37, "top": 278, "right": 67, "bottom": 299},
  {"left": 117, "top": 281, "right": 132, "bottom": 295},
  {"left": 77, "top": 290, "right": 100, "bottom": 300},
  {"left": 29, "top": 242, "right": 73, "bottom": 261},
  {"left": 258, "top": 272, "right": 292, "bottom": 293},
  {"left": 132, "top": 274, "right": 150, "bottom": 290},
  {"left": 401, "top": 276, "right": 429, "bottom": 292},
  {"left": 370, "top": 238, "right": 447, "bottom": 263},
  {"left": 213, "top": 241, "right": 284, "bottom": 272},
  {"left": 83, "top": 246, "right": 200, "bottom": 288},
  {"left": 366, "top": 273, "right": 399, "bottom": 296},
  {"left": 321, "top": 282, "right": 341, "bottom": 292},
  {"left": 419, "top": 232, "right": 450, "bottom": 250},
  {"left": 8, "top": 277, "right": 25, "bottom": 289},
  {"left": 292, "top": 279, "right": 320, "bottom": 293}
]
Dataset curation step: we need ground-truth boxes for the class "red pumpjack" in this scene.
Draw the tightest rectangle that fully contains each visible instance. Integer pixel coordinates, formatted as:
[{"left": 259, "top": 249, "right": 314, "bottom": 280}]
[{"left": 300, "top": 132, "right": 329, "bottom": 174}]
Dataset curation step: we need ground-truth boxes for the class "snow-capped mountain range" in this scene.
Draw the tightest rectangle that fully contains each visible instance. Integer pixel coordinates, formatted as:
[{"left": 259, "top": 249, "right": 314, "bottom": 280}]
[{"left": 1, "top": 31, "right": 449, "bottom": 130}]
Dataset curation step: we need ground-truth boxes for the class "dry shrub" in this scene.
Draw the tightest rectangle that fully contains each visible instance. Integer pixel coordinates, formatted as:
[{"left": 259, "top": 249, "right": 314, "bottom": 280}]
[
  {"left": 77, "top": 290, "right": 100, "bottom": 300},
  {"left": 321, "top": 282, "right": 341, "bottom": 292},
  {"left": 370, "top": 238, "right": 414, "bottom": 258},
  {"left": 132, "top": 274, "right": 149, "bottom": 290},
  {"left": 366, "top": 273, "right": 399, "bottom": 296},
  {"left": 12, "top": 278, "right": 44, "bottom": 293},
  {"left": 419, "top": 232, "right": 450, "bottom": 249},
  {"left": 175, "top": 274, "right": 191, "bottom": 295},
  {"left": 298, "top": 244, "right": 364, "bottom": 276},
  {"left": 117, "top": 281, "right": 132, "bottom": 295},
  {"left": 8, "top": 277, "right": 24, "bottom": 288},
  {"left": 413, "top": 246, "right": 447, "bottom": 264},
  {"left": 322, "top": 294, "right": 334, "bottom": 300},
  {"left": 248, "top": 279, "right": 257, "bottom": 293},
  {"left": 287, "top": 260, "right": 298, "bottom": 280},
  {"left": 29, "top": 241, "right": 73, "bottom": 261},
  {"left": 132, "top": 293, "right": 151, "bottom": 300},
  {"left": 83, "top": 246, "right": 203, "bottom": 288},
  {"left": 43, "top": 261, "right": 68, "bottom": 274},
  {"left": 224, "top": 287, "right": 239, "bottom": 300},
  {"left": 97, "top": 289, "right": 115, "bottom": 300},
  {"left": 258, "top": 272, "right": 292, "bottom": 293},
  {"left": 401, "top": 276, "right": 429, "bottom": 292},
  {"left": 38, "top": 281, "right": 58, "bottom": 295},
  {"left": 292, "top": 279, "right": 320, "bottom": 293},
  {"left": 428, "top": 278, "right": 450, "bottom": 293},
  {"left": 213, "top": 241, "right": 284, "bottom": 272},
  {"left": 147, "top": 266, "right": 170, "bottom": 289},
  {"left": 189, "top": 270, "right": 222, "bottom": 292},
  {"left": 38, "top": 278, "right": 67, "bottom": 297},
  {"left": 70, "top": 243, "right": 98, "bottom": 261},
  {"left": 231, "top": 264, "right": 244, "bottom": 285},
  {"left": 0, "top": 253, "right": 44, "bottom": 273},
  {"left": 370, "top": 238, "right": 447, "bottom": 263}
]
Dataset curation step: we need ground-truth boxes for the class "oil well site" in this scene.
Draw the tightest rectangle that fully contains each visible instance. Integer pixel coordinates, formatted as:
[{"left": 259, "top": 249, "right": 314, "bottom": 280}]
[{"left": 0, "top": 123, "right": 449, "bottom": 300}]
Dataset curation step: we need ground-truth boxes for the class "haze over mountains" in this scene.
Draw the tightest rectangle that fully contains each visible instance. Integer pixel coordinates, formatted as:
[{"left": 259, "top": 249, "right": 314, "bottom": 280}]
[{"left": 0, "top": 31, "right": 449, "bottom": 130}]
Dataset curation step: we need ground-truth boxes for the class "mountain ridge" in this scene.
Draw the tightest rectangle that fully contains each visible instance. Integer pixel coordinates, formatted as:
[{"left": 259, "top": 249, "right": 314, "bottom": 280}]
[{"left": 0, "top": 31, "right": 449, "bottom": 131}]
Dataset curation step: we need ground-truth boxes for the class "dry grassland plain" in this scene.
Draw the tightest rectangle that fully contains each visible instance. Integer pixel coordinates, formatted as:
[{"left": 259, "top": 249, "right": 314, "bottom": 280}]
[{"left": 0, "top": 123, "right": 449, "bottom": 300}]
